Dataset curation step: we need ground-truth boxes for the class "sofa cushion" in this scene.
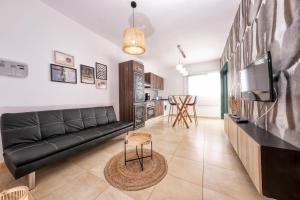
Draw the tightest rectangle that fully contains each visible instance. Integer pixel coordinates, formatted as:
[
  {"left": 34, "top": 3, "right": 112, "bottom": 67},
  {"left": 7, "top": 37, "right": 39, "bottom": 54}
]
[
  {"left": 73, "top": 121, "right": 133, "bottom": 142},
  {"left": 63, "top": 109, "right": 84, "bottom": 133},
  {"left": 1, "top": 112, "right": 41, "bottom": 149},
  {"left": 94, "top": 107, "right": 108, "bottom": 125},
  {"left": 72, "top": 128, "right": 102, "bottom": 142},
  {"left": 107, "top": 121, "right": 133, "bottom": 131},
  {"left": 44, "top": 134, "right": 84, "bottom": 152},
  {"left": 106, "top": 106, "right": 117, "bottom": 123},
  {"left": 80, "top": 108, "right": 97, "bottom": 128},
  {"left": 4, "top": 141, "right": 57, "bottom": 166},
  {"left": 95, "top": 121, "right": 133, "bottom": 134},
  {"left": 38, "top": 110, "right": 65, "bottom": 139}
]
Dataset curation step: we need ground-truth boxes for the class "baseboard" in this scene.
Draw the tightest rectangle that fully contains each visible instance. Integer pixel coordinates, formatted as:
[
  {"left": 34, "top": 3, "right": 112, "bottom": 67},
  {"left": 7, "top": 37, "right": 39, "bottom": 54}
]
[
  {"left": 162, "top": 115, "right": 220, "bottom": 119},
  {"left": 198, "top": 116, "right": 221, "bottom": 119}
]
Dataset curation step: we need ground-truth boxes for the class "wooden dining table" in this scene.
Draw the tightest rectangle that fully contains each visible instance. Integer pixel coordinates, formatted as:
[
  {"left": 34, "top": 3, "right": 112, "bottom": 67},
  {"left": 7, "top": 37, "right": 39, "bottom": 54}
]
[{"left": 171, "top": 95, "right": 193, "bottom": 128}]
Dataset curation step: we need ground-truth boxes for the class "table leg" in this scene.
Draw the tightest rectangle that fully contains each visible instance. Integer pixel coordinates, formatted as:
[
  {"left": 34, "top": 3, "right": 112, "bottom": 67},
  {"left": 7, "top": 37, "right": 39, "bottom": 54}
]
[
  {"left": 172, "top": 96, "right": 181, "bottom": 126},
  {"left": 124, "top": 141, "right": 127, "bottom": 165},
  {"left": 172, "top": 96, "right": 190, "bottom": 128},
  {"left": 184, "top": 96, "right": 193, "bottom": 123},
  {"left": 141, "top": 144, "right": 144, "bottom": 171},
  {"left": 151, "top": 141, "right": 153, "bottom": 160},
  {"left": 178, "top": 96, "right": 192, "bottom": 123}
]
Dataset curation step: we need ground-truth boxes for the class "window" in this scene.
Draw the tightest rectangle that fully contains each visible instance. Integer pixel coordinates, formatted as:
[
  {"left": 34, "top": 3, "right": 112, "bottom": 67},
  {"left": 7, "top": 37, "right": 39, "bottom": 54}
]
[{"left": 188, "top": 71, "right": 220, "bottom": 106}]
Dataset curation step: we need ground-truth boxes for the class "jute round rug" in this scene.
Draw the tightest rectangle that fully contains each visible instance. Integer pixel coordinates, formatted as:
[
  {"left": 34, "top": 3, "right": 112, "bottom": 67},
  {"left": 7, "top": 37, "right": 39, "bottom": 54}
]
[{"left": 104, "top": 149, "right": 168, "bottom": 191}]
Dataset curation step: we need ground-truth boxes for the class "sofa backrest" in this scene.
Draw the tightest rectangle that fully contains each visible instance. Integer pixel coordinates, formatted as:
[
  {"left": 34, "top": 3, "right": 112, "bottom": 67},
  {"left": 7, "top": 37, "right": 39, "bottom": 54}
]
[
  {"left": 38, "top": 110, "right": 65, "bottom": 138},
  {"left": 1, "top": 106, "right": 117, "bottom": 149},
  {"left": 63, "top": 109, "right": 85, "bottom": 133},
  {"left": 1, "top": 112, "right": 42, "bottom": 149}
]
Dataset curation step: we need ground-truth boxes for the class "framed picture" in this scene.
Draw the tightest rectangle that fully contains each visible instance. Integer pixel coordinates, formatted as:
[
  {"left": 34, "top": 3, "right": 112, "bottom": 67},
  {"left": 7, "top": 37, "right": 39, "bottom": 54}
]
[
  {"left": 80, "top": 65, "right": 95, "bottom": 84},
  {"left": 50, "top": 64, "right": 77, "bottom": 84},
  {"left": 54, "top": 51, "right": 75, "bottom": 67},
  {"left": 96, "top": 80, "right": 107, "bottom": 89},
  {"left": 96, "top": 62, "right": 107, "bottom": 80}
]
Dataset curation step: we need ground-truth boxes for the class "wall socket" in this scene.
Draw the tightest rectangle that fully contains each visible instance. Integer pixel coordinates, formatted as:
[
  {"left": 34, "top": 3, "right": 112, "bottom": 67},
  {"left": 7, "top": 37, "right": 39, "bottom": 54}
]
[{"left": 0, "top": 58, "right": 28, "bottom": 78}]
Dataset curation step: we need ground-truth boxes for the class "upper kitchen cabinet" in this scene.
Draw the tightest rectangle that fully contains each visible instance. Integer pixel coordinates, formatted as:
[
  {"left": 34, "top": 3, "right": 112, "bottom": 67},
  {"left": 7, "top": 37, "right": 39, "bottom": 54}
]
[{"left": 144, "top": 72, "right": 164, "bottom": 90}]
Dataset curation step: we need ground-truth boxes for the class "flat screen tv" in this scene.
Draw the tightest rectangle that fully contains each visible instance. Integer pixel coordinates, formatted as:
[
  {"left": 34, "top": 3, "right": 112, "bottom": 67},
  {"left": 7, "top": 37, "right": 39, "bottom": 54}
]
[{"left": 240, "top": 52, "right": 275, "bottom": 102}]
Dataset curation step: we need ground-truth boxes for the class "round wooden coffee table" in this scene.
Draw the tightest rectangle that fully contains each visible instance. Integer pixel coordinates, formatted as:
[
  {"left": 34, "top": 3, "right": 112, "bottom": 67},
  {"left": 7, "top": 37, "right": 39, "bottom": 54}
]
[{"left": 124, "top": 132, "right": 152, "bottom": 171}]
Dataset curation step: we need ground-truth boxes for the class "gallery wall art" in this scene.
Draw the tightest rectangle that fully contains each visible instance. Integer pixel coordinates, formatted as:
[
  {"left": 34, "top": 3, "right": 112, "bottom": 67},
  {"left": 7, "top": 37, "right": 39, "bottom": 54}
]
[
  {"left": 80, "top": 64, "right": 95, "bottom": 84},
  {"left": 95, "top": 62, "right": 107, "bottom": 89},
  {"left": 50, "top": 64, "right": 77, "bottom": 84},
  {"left": 96, "top": 62, "right": 107, "bottom": 80},
  {"left": 54, "top": 51, "right": 75, "bottom": 67},
  {"left": 96, "top": 80, "right": 107, "bottom": 89}
]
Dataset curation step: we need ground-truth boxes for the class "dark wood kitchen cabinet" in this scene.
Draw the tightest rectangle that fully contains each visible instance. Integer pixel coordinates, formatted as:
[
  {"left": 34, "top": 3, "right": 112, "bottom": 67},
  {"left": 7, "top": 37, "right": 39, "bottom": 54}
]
[
  {"left": 119, "top": 60, "right": 145, "bottom": 128},
  {"left": 155, "top": 100, "right": 164, "bottom": 117},
  {"left": 144, "top": 72, "right": 164, "bottom": 90}
]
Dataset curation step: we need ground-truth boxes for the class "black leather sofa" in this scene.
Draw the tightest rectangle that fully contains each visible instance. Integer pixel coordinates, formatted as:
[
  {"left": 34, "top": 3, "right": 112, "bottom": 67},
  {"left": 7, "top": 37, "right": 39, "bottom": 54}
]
[{"left": 1, "top": 106, "right": 133, "bottom": 180}]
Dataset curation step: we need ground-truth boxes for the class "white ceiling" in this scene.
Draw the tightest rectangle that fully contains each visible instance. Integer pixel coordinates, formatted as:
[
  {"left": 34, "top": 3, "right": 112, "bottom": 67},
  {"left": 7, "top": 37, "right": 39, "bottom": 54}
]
[{"left": 41, "top": 0, "right": 240, "bottom": 68}]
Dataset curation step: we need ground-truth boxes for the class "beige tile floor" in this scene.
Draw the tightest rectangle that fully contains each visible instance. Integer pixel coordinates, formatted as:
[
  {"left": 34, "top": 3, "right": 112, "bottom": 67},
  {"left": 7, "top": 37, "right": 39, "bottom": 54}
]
[{"left": 0, "top": 117, "right": 273, "bottom": 200}]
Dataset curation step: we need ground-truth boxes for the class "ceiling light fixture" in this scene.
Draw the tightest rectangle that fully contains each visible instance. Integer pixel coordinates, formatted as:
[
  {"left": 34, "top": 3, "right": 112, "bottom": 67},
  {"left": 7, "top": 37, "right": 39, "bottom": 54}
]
[
  {"left": 179, "top": 68, "right": 186, "bottom": 74},
  {"left": 176, "top": 63, "right": 183, "bottom": 71},
  {"left": 176, "top": 45, "right": 188, "bottom": 76},
  {"left": 181, "top": 68, "right": 188, "bottom": 76},
  {"left": 122, "top": 1, "right": 146, "bottom": 55},
  {"left": 177, "top": 45, "right": 186, "bottom": 58}
]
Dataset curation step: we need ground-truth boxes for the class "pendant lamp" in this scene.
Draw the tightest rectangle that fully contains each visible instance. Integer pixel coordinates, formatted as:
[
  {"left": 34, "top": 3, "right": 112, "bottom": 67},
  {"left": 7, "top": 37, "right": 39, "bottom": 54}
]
[{"left": 122, "top": 1, "right": 146, "bottom": 55}]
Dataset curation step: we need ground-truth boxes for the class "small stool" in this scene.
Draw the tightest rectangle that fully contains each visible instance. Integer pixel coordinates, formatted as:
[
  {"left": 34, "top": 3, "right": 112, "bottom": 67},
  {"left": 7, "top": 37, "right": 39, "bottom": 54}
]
[
  {"left": 0, "top": 186, "right": 30, "bottom": 200},
  {"left": 124, "top": 132, "right": 152, "bottom": 171}
]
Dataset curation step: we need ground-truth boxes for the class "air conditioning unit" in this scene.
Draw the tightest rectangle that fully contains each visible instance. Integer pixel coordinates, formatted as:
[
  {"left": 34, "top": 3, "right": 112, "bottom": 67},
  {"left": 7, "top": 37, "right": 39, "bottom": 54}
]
[{"left": 0, "top": 58, "right": 28, "bottom": 78}]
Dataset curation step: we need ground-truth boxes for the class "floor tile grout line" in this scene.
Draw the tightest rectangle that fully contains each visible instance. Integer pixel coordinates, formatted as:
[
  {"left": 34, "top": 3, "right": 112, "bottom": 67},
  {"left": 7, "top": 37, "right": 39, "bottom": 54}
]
[
  {"left": 146, "top": 186, "right": 156, "bottom": 200},
  {"left": 92, "top": 185, "right": 110, "bottom": 200},
  {"left": 201, "top": 122, "right": 206, "bottom": 200},
  {"left": 167, "top": 174, "right": 203, "bottom": 187}
]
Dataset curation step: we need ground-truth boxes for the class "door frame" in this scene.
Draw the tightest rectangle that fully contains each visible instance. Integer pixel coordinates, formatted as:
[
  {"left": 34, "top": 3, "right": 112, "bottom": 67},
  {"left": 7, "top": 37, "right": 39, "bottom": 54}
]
[{"left": 220, "top": 63, "right": 228, "bottom": 119}]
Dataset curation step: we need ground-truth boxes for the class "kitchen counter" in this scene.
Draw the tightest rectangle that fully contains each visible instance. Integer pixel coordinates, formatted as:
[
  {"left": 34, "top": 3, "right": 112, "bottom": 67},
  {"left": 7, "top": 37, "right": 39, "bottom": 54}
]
[{"left": 144, "top": 98, "right": 168, "bottom": 102}]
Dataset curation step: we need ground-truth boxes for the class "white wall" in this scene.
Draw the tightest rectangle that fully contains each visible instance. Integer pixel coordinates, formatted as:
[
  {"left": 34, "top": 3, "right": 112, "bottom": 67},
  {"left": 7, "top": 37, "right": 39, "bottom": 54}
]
[
  {"left": 0, "top": 0, "right": 133, "bottom": 112},
  {"left": 184, "top": 60, "right": 221, "bottom": 118},
  {"left": 159, "top": 68, "right": 185, "bottom": 98},
  {"left": 0, "top": 0, "right": 132, "bottom": 162},
  {"left": 185, "top": 59, "right": 220, "bottom": 76},
  {"left": 142, "top": 59, "right": 185, "bottom": 98}
]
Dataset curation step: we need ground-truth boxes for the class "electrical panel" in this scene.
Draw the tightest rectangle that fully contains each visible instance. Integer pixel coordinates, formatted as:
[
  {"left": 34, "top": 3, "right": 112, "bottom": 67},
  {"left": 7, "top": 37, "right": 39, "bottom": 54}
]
[{"left": 0, "top": 58, "right": 28, "bottom": 78}]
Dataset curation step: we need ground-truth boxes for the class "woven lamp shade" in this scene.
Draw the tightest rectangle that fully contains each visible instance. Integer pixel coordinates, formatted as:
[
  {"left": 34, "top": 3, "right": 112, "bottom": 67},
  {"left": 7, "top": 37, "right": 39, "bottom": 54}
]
[{"left": 122, "top": 27, "right": 145, "bottom": 55}]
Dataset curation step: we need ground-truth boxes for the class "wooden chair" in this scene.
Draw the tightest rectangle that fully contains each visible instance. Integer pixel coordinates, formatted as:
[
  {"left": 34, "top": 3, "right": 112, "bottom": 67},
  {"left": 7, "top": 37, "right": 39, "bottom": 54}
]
[
  {"left": 186, "top": 96, "right": 198, "bottom": 125},
  {"left": 168, "top": 96, "right": 177, "bottom": 123}
]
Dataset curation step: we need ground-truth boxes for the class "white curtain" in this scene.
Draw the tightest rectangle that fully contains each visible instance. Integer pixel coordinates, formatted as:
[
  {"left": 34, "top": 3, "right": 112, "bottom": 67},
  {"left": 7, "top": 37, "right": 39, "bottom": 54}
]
[{"left": 188, "top": 71, "right": 221, "bottom": 117}]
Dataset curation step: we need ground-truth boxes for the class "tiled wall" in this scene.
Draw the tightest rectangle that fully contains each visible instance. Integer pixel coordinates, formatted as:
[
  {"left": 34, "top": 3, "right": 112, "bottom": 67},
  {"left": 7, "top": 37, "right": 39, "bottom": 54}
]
[{"left": 220, "top": 0, "right": 300, "bottom": 147}]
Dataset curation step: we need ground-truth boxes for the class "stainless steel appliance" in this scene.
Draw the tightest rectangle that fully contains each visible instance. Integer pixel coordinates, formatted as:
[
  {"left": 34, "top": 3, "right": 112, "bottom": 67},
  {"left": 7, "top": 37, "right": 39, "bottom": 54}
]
[
  {"left": 145, "top": 93, "right": 150, "bottom": 101},
  {"left": 147, "top": 106, "right": 155, "bottom": 119},
  {"left": 134, "top": 72, "right": 145, "bottom": 103},
  {"left": 133, "top": 71, "right": 145, "bottom": 128},
  {"left": 146, "top": 101, "right": 155, "bottom": 120},
  {"left": 134, "top": 103, "right": 146, "bottom": 128}
]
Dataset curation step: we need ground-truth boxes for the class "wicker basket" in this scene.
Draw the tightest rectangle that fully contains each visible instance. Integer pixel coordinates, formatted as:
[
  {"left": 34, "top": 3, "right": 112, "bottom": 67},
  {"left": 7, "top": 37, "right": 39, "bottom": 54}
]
[{"left": 0, "top": 186, "right": 29, "bottom": 200}]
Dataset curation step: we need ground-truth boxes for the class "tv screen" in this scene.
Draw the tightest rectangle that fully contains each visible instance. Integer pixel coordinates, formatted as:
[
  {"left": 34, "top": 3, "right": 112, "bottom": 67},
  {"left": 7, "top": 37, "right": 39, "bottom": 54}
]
[{"left": 240, "top": 52, "right": 274, "bottom": 102}]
